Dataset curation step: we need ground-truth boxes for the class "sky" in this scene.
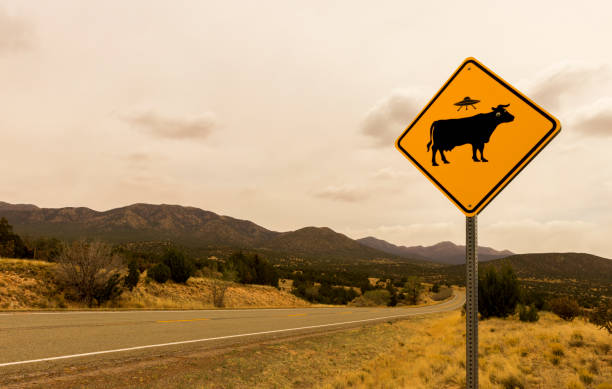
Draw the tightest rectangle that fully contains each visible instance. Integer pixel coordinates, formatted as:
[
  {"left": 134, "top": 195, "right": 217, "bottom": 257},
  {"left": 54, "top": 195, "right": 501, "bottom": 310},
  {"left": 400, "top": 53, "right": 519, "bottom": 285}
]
[{"left": 1, "top": 1, "right": 612, "bottom": 257}]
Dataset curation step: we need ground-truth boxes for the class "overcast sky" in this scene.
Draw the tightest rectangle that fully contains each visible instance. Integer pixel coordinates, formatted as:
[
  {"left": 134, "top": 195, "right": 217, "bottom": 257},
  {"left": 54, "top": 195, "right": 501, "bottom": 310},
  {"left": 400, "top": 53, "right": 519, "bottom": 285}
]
[{"left": 1, "top": 1, "right": 611, "bottom": 257}]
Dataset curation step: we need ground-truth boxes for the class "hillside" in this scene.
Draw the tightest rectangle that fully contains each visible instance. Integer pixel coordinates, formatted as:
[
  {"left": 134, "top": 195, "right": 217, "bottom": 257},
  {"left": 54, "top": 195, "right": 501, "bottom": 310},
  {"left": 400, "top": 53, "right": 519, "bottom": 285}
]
[
  {"left": 0, "top": 202, "right": 276, "bottom": 248},
  {"left": 260, "top": 227, "right": 403, "bottom": 262},
  {"left": 431, "top": 252, "right": 612, "bottom": 304},
  {"left": 0, "top": 258, "right": 309, "bottom": 309},
  {"left": 358, "top": 236, "right": 513, "bottom": 264},
  {"left": 0, "top": 202, "right": 407, "bottom": 264}
]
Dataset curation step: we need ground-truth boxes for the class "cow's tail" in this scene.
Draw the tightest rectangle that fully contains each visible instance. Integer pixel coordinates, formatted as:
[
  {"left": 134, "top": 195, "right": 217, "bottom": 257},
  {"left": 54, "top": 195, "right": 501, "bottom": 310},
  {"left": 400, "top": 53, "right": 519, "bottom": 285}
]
[{"left": 426, "top": 122, "right": 435, "bottom": 151}]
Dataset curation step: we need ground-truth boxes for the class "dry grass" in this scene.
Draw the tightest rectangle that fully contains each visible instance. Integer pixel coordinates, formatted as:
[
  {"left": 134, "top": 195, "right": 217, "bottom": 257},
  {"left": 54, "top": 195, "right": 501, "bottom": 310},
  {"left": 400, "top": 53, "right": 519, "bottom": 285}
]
[
  {"left": 0, "top": 258, "right": 67, "bottom": 309},
  {"left": 0, "top": 258, "right": 310, "bottom": 310},
  {"left": 117, "top": 274, "right": 310, "bottom": 309},
  {"left": 323, "top": 311, "right": 612, "bottom": 389}
]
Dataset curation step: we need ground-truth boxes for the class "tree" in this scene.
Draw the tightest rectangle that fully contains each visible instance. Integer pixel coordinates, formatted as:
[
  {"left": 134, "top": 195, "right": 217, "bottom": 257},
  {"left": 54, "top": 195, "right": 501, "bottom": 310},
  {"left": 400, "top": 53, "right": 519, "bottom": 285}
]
[
  {"left": 386, "top": 283, "right": 398, "bottom": 306},
  {"left": 403, "top": 276, "right": 423, "bottom": 305},
  {"left": 478, "top": 264, "right": 520, "bottom": 319},
  {"left": 54, "top": 240, "right": 123, "bottom": 307},
  {"left": 124, "top": 260, "right": 140, "bottom": 290},
  {"left": 162, "top": 248, "right": 194, "bottom": 283},
  {"left": 0, "top": 217, "right": 31, "bottom": 258},
  {"left": 590, "top": 299, "right": 612, "bottom": 334}
]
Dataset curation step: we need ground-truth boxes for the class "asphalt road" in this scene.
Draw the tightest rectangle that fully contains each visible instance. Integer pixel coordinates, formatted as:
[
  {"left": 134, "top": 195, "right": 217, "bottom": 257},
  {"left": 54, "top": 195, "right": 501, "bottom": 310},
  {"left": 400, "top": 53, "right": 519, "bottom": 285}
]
[{"left": 0, "top": 292, "right": 464, "bottom": 370}]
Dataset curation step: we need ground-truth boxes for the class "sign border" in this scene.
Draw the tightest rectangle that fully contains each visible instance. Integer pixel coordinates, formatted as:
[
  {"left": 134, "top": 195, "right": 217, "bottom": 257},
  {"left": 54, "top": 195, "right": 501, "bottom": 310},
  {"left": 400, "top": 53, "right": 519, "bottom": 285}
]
[{"left": 395, "top": 57, "right": 561, "bottom": 216}]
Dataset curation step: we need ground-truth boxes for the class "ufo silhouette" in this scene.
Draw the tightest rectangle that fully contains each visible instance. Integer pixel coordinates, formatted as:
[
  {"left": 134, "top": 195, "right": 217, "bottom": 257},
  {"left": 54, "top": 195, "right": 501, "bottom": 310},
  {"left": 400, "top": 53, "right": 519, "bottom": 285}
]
[{"left": 454, "top": 96, "right": 480, "bottom": 111}]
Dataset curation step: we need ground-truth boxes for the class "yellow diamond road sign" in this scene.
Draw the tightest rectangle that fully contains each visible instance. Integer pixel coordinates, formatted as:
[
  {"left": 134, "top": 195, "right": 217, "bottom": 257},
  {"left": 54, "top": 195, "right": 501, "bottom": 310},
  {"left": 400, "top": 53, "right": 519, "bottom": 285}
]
[{"left": 395, "top": 57, "right": 561, "bottom": 216}]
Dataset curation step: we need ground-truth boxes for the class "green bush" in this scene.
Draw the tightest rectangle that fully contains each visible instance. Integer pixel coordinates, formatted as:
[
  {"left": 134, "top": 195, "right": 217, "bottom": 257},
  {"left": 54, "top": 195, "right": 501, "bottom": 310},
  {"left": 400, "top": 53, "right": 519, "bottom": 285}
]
[
  {"left": 148, "top": 263, "right": 171, "bottom": 283},
  {"left": 162, "top": 248, "right": 194, "bottom": 284},
  {"left": 479, "top": 264, "right": 520, "bottom": 319},
  {"left": 432, "top": 287, "right": 453, "bottom": 301},
  {"left": 91, "top": 273, "right": 123, "bottom": 306},
  {"left": 124, "top": 260, "right": 140, "bottom": 290},
  {"left": 518, "top": 303, "right": 539, "bottom": 322},
  {"left": 549, "top": 296, "right": 581, "bottom": 321},
  {"left": 589, "top": 299, "right": 611, "bottom": 333}
]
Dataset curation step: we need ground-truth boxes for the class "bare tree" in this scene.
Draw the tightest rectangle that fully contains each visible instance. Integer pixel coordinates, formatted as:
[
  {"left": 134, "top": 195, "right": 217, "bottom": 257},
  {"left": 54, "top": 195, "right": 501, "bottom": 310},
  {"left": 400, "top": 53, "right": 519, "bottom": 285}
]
[
  {"left": 55, "top": 240, "right": 123, "bottom": 307},
  {"left": 210, "top": 278, "right": 229, "bottom": 308},
  {"left": 210, "top": 264, "right": 236, "bottom": 308}
]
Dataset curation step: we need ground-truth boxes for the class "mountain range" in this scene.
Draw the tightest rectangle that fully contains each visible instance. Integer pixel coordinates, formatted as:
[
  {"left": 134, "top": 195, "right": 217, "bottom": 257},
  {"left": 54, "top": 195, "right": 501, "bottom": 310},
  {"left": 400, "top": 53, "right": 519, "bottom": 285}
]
[
  {"left": 0, "top": 201, "right": 512, "bottom": 264},
  {"left": 357, "top": 236, "right": 514, "bottom": 265}
]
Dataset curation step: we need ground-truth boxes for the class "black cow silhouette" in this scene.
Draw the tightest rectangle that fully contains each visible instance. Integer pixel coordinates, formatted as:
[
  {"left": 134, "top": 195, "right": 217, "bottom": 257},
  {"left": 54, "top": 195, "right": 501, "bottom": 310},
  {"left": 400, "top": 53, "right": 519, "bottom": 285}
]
[{"left": 426, "top": 104, "right": 514, "bottom": 166}]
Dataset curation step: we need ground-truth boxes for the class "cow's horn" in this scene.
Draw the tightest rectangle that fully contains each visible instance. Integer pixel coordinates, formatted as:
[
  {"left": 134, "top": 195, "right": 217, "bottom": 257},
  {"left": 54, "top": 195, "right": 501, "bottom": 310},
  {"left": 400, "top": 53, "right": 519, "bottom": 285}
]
[{"left": 500, "top": 104, "right": 510, "bottom": 108}]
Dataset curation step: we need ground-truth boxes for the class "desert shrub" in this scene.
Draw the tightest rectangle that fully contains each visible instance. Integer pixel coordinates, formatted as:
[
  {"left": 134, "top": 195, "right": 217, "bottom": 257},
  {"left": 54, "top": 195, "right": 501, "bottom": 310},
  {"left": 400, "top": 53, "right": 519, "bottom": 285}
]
[
  {"left": 54, "top": 240, "right": 124, "bottom": 307},
  {"left": 518, "top": 303, "right": 539, "bottom": 322},
  {"left": 124, "top": 260, "right": 140, "bottom": 290},
  {"left": 589, "top": 299, "right": 612, "bottom": 334},
  {"left": 479, "top": 264, "right": 520, "bottom": 319},
  {"left": 92, "top": 273, "right": 123, "bottom": 306},
  {"left": 361, "top": 289, "right": 391, "bottom": 306},
  {"left": 432, "top": 287, "right": 453, "bottom": 301},
  {"left": 569, "top": 331, "right": 584, "bottom": 347},
  {"left": 430, "top": 282, "right": 440, "bottom": 293},
  {"left": 162, "top": 248, "right": 194, "bottom": 283},
  {"left": 550, "top": 342, "right": 565, "bottom": 357},
  {"left": 550, "top": 296, "right": 581, "bottom": 321},
  {"left": 499, "top": 373, "right": 525, "bottom": 389},
  {"left": 578, "top": 369, "right": 594, "bottom": 385},
  {"left": 210, "top": 278, "right": 229, "bottom": 307},
  {"left": 148, "top": 263, "right": 171, "bottom": 283},
  {"left": 402, "top": 276, "right": 423, "bottom": 305}
]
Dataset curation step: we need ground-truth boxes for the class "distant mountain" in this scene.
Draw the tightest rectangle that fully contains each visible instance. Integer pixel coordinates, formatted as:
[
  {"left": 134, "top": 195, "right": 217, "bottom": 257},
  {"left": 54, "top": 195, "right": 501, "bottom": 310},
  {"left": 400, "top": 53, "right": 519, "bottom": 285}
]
[
  {"left": 0, "top": 202, "right": 411, "bottom": 263},
  {"left": 479, "top": 253, "right": 612, "bottom": 283},
  {"left": 357, "top": 236, "right": 513, "bottom": 264},
  {"left": 0, "top": 202, "right": 276, "bottom": 248}
]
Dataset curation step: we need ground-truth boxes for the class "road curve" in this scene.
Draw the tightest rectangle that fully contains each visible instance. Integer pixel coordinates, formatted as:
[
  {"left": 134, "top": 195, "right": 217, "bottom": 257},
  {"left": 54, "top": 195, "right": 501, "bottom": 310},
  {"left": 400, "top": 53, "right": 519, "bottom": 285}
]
[{"left": 0, "top": 291, "right": 464, "bottom": 368}]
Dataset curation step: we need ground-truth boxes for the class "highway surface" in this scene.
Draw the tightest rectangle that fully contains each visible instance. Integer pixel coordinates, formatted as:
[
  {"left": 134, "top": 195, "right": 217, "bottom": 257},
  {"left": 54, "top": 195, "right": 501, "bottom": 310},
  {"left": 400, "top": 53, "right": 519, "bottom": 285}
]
[{"left": 0, "top": 291, "right": 464, "bottom": 384}]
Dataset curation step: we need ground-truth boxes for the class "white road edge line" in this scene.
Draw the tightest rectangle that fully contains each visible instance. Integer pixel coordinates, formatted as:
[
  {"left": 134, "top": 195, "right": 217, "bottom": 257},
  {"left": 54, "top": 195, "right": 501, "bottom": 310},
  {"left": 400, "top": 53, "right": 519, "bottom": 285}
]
[{"left": 0, "top": 294, "right": 463, "bottom": 368}]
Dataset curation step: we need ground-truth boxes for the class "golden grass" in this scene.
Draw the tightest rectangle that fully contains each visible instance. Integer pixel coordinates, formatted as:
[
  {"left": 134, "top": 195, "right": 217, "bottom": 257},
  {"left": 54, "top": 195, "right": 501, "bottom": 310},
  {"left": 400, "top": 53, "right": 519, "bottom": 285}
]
[
  {"left": 117, "top": 274, "right": 310, "bottom": 309},
  {"left": 0, "top": 258, "right": 67, "bottom": 309},
  {"left": 0, "top": 258, "right": 310, "bottom": 310},
  {"left": 323, "top": 311, "right": 612, "bottom": 389}
]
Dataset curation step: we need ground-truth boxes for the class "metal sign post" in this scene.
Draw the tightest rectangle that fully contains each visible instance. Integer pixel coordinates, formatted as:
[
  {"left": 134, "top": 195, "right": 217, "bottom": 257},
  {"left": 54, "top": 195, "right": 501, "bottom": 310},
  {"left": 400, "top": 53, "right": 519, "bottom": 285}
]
[
  {"left": 394, "top": 58, "right": 561, "bottom": 389},
  {"left": 465, "top": 216, "right": 478, "bottom": 388}
]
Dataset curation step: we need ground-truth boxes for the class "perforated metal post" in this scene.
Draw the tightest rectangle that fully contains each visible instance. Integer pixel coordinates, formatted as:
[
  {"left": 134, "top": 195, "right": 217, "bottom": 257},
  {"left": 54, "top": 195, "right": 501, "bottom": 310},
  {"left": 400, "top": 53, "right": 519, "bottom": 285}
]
[{"left": 466, "top": 215, "right": 478, "bottom": 389}]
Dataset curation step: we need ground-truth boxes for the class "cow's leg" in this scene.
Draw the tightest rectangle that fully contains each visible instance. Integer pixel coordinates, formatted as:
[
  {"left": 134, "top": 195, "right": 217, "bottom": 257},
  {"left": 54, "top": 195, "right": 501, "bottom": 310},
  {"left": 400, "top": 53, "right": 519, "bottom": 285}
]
[
  {"left": 440, "top": 149, "right": 449, "bottom": 164},
  {"left": 472, "top": 144, "right": 480, "bottom": 162},
  {"left": 479, "top": 144, "right": 488, "bottom": 162},
  {"left": 432, "top": 147, "right": 439, "bottom": 166}
]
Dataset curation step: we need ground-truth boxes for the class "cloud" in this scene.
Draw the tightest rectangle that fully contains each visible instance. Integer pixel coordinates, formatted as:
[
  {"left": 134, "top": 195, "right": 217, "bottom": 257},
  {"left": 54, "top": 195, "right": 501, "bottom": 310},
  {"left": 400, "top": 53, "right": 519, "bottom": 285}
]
[
  {"left": 370, "top": 167, "right": 413, "bottom": 180},
  {"left": 569, "top": 98, "right": 612, "bottom": 137},
  {"left": 524, "top": 61, "right": 610, "bottom": 112},
  {"left": 314, "top": 185, "right": 369, "bottom": 202},
  {"left": 361, "top": 90, "right": 424, "bottom": 147},
  {"left": 125, "top": 152, "right": 156, "bottom": 163},
  {"left": 0, "top": 8, "right": 34, "bottom": 52},
  {"left": 124, "top": 111, "right": 217, "bottom": 140},
  {"left": 482, "top": 219, "right": 610, "bottom": 256}
]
